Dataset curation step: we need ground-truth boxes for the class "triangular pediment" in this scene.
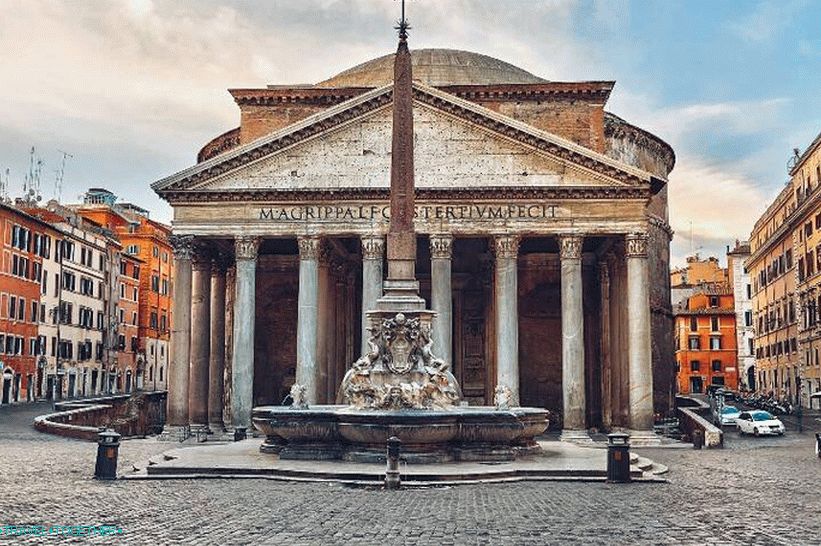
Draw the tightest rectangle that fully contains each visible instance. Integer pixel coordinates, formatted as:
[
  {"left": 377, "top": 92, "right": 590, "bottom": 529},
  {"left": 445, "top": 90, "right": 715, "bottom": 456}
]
[{"left": 153, "top": 83, "right": 656, "bottom": 197}]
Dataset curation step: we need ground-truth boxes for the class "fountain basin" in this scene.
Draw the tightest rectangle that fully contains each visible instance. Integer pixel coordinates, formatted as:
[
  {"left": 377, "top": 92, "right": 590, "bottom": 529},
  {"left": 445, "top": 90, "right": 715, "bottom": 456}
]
[{"left": 252, "top": 405, "right": 549, "bottom": 463}]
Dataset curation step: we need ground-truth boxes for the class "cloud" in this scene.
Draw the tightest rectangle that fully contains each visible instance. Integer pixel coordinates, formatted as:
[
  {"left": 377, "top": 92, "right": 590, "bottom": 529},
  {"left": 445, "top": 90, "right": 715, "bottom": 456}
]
[
  {"left": 0, "top": 0, "right": 598, "bottom": 221},
  {"left": 607, "top": 88, "right": 801, "bottom": 266},
  {"left": 726, "top": 0, "right": 807, "bottom": 43}
]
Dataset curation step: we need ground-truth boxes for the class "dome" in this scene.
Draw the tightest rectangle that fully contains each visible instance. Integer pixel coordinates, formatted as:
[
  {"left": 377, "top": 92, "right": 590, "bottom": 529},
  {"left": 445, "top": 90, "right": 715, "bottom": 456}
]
[{"left": 316, "top": 48, "right": 546, "bottom": 88}]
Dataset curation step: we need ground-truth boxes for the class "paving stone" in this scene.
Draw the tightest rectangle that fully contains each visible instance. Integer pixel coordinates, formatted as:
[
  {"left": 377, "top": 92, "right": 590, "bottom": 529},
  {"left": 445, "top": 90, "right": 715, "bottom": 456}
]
[{"left": 2, "top": 402, "right": 820, "bottom": 544}]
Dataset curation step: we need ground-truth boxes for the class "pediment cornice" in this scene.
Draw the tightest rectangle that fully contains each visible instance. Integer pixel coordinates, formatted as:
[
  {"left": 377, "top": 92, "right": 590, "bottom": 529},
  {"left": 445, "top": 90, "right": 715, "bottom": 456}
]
[{"left": 153, "top": 82, "right": 662, "bottom": 198}]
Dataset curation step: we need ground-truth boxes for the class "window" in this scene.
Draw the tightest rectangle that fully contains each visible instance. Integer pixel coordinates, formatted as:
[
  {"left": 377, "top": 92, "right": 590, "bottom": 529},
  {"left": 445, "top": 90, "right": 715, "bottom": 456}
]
[
  {"left": 712, "top": 360, "right": 722, "bottom": 372},
  {"left": 746, "top": 284, "right": 752, "bottom": 299},
  {"left": 688, "top": 337, "right": 700, "bottom": 350},
  {"left": 748, "top": 338, "right": 754, "bottom": 355},
  {"left": 786, "top": 250, "right": 793, "bottom": 269},
  {"left": 59, "top": 302, "right": 73, "bottom": 324},
  {"left": 744, "top": 310, "right": 752, "bottom": 326},
  {"left": 120, "top": 261, "right": 127, "bottom": 275},
  {"left": 160, "top": 278, "right": 168, "bottom": 296},
  {"left": 132, "top": 311, "right": 138, "bottom": 326},
  {"left": 125, "top": 244, "right": 139, "bottom": 255},
  {"left": 689, "top": 317, "right": 698, "bottom": 332},
  {"left": 805, "top": 222, "right": 813, "bottom": 237},
  {"left": 710, "top": 316, "right": 719, "bottom": 331},
  {"left": 690, "top": 360, "right": 701, "bottom": 372},
  {"left": 160, "top": 314, "right": 167, "bottom": 332},
  {"left": 151, "top": 275, "right": 159, "bottom": 292},
  {"left": 153, "top": 245, "right": 159, "bottom": 257},
  {"left": 709, "top": 337, "right": 722, "bottom": 350},
  {"left": 709, "top": 296, "right": 719, "bottom": 308},
  {"left": 30, "top": 301, "right": 37, "bottom": 323},
  {"left": 132, "top": 287, "right": 138, "bottom": 301},
  {"left": 150, "top": 311, "right": 158, "bottom": 329}
]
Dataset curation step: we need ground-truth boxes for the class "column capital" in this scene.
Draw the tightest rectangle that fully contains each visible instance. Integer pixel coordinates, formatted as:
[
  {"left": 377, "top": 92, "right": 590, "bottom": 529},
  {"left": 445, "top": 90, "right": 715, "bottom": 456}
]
[
  {"left": 429, "top": 234, "right": 454, "bottom": 260},
  {"left": 298, "top": 236, "right": 322, "bottom": 261},
  {"left": 558, "top": 234, "right": 583, "bottom": 261},
  {"left": 625, "top": 232, "right": 649, "bottom": 259},
  {"left": 234, "top": 236, "right": 260, "bottom": 261},
  {"left": 192, "top": 242, "right": 213, "bottom": 271},
  {"left": 493, "top": 235, "right": 519, "bottom": 260},
  {"left": 170, "top": 234, "right": 194, "bottom": 261},
  {"left": 210, "top": 251, "right": 230, "bottom": 274},
  {"left": 361, "top": 235, "right": 385, "bottom": 260}
]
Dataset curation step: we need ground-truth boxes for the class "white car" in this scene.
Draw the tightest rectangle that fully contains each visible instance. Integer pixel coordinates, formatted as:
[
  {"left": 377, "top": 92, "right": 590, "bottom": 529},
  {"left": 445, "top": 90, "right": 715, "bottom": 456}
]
[
  {"left": 736, "top": 410, "right": 785, "bottom": 436},
  {"left": 717, "top": 405, "right": 741, "bottom": 426}
]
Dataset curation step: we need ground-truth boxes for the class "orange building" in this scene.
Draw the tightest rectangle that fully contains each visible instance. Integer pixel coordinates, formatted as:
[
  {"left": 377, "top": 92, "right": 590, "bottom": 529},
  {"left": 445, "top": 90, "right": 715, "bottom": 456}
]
[
  {"left": 674, "top": 288, "right": 740, "bottom": 394},
  {"left": 0, "top": 203, "right": 57, "bottom": 403},
  {"left": 73, "top": 189, "right": 173, "bottom": 390},
  {"left": 116, "top": 252, "right": 143, "bottom": 391}
]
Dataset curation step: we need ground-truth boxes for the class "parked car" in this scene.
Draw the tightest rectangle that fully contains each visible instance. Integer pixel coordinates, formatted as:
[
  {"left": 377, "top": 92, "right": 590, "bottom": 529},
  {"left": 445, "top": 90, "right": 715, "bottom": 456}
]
[
  {"left": 736, "top": 410, "right": 785, "bottom": 436},
  {"left": 717, "top": 405, "right": 741, "bottom": 426}
]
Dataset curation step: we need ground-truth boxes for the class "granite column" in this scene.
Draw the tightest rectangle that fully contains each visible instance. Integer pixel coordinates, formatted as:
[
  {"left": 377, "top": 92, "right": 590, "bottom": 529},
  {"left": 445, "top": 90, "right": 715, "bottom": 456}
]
[
  {"left": 559, "top": 235, "right": 586, "bottom": 438},
  {"left": 167, "top": 235, "right": 193, "bottom": 433},
  {"left": 189, "top": 250, "right": 211, "bottom": 431},
  {"left": 208, "top": 258, "right": 227, "bottom": 432},
  {"left": 296, "top": 236, "right": 320, "bottom": 404},
  {"left": 626, "top": 232, "right": 655, "bottom": 433},
  {"left": 360, "top": 236, "right": 384, "bottom": 354},
  {"left": 430, "top": 235, "right": 453, "bottom": 364},
  {"left": 494, "top": 235, "right": 520, "bottom": 406},
  {"left": 230, "top": 236, "right": 259, "bottom": 430}
]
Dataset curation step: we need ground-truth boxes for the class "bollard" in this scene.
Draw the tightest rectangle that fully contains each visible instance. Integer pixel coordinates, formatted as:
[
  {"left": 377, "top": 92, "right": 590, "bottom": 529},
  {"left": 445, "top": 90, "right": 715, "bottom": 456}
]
[
  {"left": 692, "top": 429, "right": 704, "bottom": 450},
  {"left": 94, "top": 429, "right": 121, "bottom": 480},
  {"left": 234, "top": 427, "right": 247, "bottom": 442},
  {"left": 385, "top": 436, "right": 401, "bottom": 489},
  {"left": 606, "top": 432, "right": 631, "bottom": 483}
]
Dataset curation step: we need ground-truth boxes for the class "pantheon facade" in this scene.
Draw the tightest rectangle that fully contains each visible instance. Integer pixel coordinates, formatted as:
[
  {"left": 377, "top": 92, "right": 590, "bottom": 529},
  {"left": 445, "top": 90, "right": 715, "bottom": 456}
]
[{"left": 153, "top": 49, "right": 675, "bottom": 435}]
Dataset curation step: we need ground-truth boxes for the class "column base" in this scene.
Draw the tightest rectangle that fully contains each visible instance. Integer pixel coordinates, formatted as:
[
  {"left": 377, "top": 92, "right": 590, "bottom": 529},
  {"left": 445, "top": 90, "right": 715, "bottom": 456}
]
[
  {"left": 626, "top": 429, "right": 663, "bottom": 447},
  {"left": 559, "top": 429, "right": 594, "bottom": 444},
  {"left": 158, "top": 425, "right": 190, "bottom": 442},
  {"left": 208, "top": 422, "right": 226, "bottom": 434}
]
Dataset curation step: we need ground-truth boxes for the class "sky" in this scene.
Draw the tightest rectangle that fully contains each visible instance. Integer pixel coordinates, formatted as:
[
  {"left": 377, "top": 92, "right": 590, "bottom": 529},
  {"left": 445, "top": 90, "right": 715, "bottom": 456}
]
[{"left": 0, "top": 0, "right": 818, "bottom": 267}]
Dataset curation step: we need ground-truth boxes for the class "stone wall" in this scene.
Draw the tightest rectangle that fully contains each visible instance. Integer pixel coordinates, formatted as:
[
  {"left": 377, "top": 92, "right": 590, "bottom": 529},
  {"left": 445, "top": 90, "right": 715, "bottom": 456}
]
[{"left": 34, "top": 392, "right": 167, "bottom": 441}]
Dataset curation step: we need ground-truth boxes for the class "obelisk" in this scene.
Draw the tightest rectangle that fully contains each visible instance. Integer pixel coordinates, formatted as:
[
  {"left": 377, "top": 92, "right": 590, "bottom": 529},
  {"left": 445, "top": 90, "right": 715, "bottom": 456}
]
[{"left": 377, "top": 9, "right": 426, "bottom": 311}]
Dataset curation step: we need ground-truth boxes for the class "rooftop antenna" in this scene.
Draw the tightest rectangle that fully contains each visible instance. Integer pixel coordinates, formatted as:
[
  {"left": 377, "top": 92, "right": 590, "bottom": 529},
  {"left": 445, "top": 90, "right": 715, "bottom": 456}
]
[
  {"left": 0, "top": 168, "right": 9, "bottom": 204},
  {"left": 690, "top": 221, "right": 694, "bottom": 257},
  {"left": 21, "top": 146, "right": 45, "bottom": 204},
  {"left": 54, "top": 149, "right": 73, "bottom": 202}
]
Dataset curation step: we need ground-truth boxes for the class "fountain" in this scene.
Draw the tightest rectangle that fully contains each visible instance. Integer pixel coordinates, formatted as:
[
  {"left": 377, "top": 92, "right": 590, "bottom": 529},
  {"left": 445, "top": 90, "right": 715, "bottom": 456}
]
[{"left": 251, "top": 9, "right": 549, "bottom": 464}]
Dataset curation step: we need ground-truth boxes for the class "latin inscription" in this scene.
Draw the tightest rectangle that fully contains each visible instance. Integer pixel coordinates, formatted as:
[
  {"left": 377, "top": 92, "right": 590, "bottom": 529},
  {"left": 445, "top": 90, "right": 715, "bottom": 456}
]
[{"left": 258, "top": 203, "right": 561, "bottom": 222}]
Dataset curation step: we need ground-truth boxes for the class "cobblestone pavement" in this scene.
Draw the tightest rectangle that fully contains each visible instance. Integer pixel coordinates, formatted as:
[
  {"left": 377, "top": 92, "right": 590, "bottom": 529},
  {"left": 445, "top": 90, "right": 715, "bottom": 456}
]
[{"left": 2, "top": 402, "right": 820, "bottom": 545}]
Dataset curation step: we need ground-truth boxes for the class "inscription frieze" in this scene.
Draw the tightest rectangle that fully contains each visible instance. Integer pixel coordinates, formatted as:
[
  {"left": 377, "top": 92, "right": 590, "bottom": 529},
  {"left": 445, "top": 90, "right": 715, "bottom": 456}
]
[{"left": 258, "top": 203, "right": 562, "bottom": 223}]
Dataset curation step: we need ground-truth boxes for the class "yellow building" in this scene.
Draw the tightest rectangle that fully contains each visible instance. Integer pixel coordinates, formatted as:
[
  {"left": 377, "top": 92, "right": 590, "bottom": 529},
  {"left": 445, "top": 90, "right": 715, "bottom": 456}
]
[
  {"left": 670, "top": 255, "right": 728, "bottom": 288},
  {"left": 747, "top": 130, "right": 821, "bottom": 408},
  {"left": 791, "top": 132, "right": 821, "bottom": 407}
]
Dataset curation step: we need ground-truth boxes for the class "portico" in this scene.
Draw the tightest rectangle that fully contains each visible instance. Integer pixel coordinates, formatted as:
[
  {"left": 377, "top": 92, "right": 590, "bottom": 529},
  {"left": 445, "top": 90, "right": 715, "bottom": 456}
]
[{"left": 166, "top": 224, "right": 654, "bottom": 436}]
